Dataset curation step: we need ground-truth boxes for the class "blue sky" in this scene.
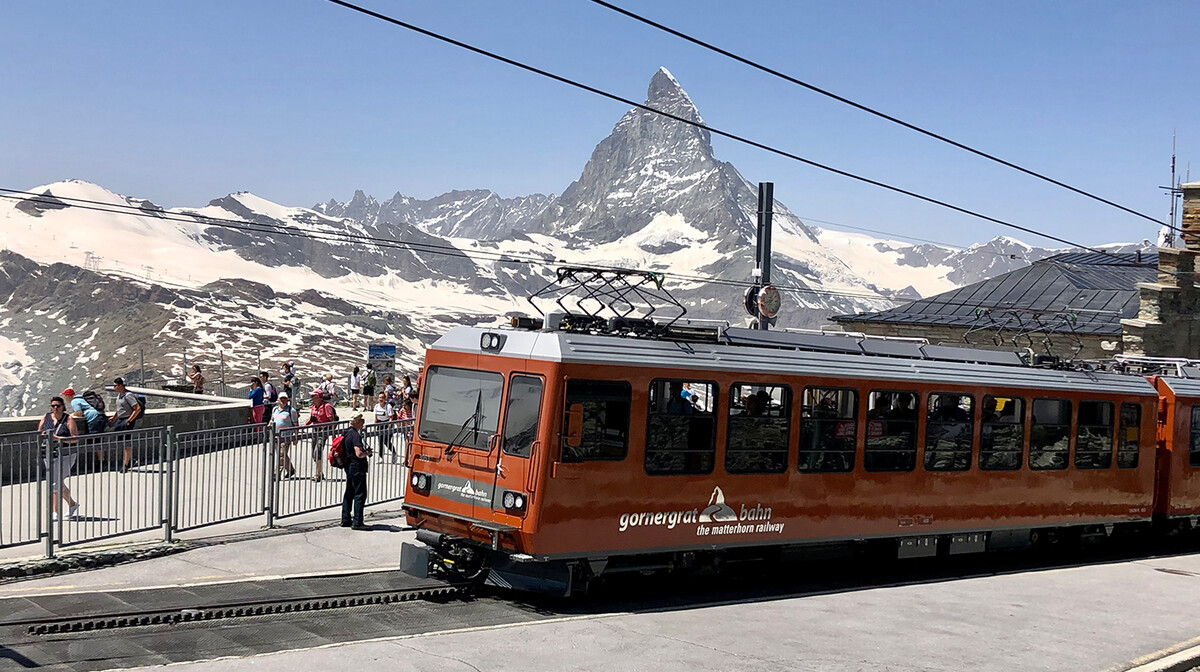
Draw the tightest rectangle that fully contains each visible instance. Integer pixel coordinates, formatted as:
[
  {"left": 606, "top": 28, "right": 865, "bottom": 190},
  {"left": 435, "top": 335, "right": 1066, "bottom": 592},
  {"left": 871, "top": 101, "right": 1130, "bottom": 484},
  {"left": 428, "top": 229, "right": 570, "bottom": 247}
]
[{"left": 2, "top": 0, "right": 1196, "bottom": 248}]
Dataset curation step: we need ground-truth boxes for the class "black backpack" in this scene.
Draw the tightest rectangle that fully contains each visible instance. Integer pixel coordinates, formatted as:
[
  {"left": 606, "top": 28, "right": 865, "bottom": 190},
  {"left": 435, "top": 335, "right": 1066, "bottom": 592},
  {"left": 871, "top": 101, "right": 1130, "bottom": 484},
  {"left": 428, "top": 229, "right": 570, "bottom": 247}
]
[{"left": 81, "top": 390, "right": 106, "bottom": 414}]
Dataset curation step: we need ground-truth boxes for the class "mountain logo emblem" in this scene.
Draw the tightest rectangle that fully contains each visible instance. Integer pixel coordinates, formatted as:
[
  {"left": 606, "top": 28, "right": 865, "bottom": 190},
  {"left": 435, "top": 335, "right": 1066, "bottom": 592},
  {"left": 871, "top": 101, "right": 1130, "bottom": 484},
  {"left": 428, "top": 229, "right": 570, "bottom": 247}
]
[
  {"left": 461, "top": 482, "right": 476, "bottom": 497},
  {"left": 698, "top": 486, "right": 737, "bottom": 523}
]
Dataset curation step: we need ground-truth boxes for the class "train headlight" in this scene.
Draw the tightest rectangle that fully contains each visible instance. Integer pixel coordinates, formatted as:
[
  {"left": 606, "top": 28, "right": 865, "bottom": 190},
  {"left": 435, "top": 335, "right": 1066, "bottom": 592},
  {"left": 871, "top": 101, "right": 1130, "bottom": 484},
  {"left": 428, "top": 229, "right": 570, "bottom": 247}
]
[
  {"left": 502, "top": 490, "right": 527, "bottom": 514},
  {"left": 410, "top": 472, "right": 431, "bottom": 494},
  {"left": 480, "top": 333, "right": 506, "bottom": 351}
]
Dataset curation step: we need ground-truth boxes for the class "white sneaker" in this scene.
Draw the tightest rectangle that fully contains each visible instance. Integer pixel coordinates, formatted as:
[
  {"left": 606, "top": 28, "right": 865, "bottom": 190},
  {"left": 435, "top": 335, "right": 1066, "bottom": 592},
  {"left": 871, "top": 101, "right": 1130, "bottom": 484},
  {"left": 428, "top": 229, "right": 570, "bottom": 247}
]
[
  {"left": 51, "top": 512, "right": 60, "bottom": 522},
  {"left": 68, "top": 503, "right": 80, "bottom": 520}
]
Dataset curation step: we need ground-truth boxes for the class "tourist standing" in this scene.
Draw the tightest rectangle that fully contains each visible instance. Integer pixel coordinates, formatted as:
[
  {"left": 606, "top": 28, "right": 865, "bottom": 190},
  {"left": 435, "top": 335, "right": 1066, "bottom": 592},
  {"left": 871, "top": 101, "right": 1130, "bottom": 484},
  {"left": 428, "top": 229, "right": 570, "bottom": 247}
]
[
  {"left": 280, "top": 361, "right": 295, "bottom": 399},
  {"left": 271, "top": 392, "right": 299, "bottom": 478},
  {"left": 372, "top": 392, "right": 395, "bottom": 459},
  {"left": 247, "top": 377, "right": 265, "bottom": 423},
  {"left": 109, "top": 377, "right": 143, "bottom": 472},
  {"left": 349, "top": 366, "right": 362, "bottom": 411},
  {"left": 187, "top": 365, "right": 205, "bottom": 394},
  {"left": 383, "top": 375, "right": 397, "bottom": 405},
  {"left": 340, "top": 413, "right": 371, "bottom": 530},
  {"left": 305, "top": 390, "right": 337, "bottom": 482},
  {"left": 362, "top": 364, "right": 376, "bottom": 403},
  {"left": 40, "top": 396, "right": 80, "bottom": 521},
  {"left": 260, "top": 371, "right": 277, "bottom": 423},
  {"left": 318, "top": 373, "right": 339, "bottom": 404}
]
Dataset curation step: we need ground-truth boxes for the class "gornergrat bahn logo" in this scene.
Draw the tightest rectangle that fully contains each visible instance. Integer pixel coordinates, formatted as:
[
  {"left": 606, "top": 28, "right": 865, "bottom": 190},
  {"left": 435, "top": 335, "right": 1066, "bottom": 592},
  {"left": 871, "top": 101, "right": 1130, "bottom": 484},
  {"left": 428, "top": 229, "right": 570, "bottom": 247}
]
[{"left": 617, "top": 486, "right": 784, "bottom": 536}]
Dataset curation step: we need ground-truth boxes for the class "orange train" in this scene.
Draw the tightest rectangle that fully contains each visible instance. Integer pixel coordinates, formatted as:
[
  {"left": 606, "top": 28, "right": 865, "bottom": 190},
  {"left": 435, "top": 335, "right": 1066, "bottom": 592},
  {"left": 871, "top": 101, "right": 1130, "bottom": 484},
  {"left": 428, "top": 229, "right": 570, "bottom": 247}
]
[{"left": 399, "top": 320, "right": 1200, "bottom": 596}]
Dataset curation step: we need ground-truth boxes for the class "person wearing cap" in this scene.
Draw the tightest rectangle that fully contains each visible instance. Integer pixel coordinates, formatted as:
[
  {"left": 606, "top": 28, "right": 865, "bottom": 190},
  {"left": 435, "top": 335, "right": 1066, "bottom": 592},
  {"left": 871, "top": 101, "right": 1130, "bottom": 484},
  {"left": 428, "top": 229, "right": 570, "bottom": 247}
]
[
  {"left": 340, "top": 413, "right": 372, "bottom": 530},
  {"left": 304, "top": 389, "right": 337, "bottom": 482},
  {"left": 271, "top": 391, "right": 300, "bottom": 479},
  {"left": 109, "top": 377, "right": 142, "bottom": 472},
  {"left": 63, "top": 387, "right": 106, "bottom": 436}
]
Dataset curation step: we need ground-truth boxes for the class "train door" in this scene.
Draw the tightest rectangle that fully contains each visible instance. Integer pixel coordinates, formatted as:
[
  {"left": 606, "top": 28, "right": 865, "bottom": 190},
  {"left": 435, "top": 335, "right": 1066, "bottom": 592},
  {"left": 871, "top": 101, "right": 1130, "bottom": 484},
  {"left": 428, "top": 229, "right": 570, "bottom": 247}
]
[{"left": 489, "top": 374, "right": 545, "bottom": 522}]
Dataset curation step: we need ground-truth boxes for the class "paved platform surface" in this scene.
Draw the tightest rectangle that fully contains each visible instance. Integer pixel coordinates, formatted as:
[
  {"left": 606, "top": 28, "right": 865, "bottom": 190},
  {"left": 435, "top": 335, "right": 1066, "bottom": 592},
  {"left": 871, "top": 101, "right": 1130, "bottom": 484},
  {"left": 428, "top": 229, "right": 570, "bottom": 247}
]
[{"left": 4, "top": 522, "right": 1200, "bottom": 672}]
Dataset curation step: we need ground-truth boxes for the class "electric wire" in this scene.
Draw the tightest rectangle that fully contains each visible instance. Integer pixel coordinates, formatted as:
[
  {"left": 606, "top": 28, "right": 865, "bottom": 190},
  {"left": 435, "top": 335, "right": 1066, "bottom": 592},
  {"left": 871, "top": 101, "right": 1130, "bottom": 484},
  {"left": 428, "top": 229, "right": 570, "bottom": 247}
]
[
  {"left": 322, "top": 0, "right": 1129, "bottom": 255},
  {"left": 587, "top": 0, "right": 1170, "bottom": 230}
]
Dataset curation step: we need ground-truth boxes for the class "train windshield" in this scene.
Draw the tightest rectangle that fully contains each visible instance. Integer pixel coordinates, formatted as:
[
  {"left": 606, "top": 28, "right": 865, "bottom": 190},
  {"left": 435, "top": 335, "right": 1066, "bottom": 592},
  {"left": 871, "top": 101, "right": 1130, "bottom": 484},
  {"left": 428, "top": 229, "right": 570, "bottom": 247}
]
[{"left": 418, "top": 366, "right": 504, "bottom": 451}]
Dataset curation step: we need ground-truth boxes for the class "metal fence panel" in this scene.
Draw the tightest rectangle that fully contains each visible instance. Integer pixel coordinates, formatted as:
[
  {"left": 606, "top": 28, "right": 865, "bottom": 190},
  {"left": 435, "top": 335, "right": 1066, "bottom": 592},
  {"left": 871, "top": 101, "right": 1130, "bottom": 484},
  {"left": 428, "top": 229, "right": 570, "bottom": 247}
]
[
  {"left": 271, "top": 419, "right": 411, "bottom": 521},
  {"left": 53, "top": 426, "right": 169, "bottom": 548},
  {"left": 0, "top": 431, "right": 44, "bottom": 549},
  {"left": 174, "top": 423, "right": 268, "bottom": 532}
]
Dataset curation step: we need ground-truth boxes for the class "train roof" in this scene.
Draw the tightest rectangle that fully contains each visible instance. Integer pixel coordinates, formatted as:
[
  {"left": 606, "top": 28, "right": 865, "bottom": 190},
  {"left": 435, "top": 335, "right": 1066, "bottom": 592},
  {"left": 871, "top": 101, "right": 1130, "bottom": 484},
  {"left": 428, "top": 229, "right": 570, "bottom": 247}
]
[
  {"left": 431, "top": 325, "right": 1157, "bottom": 397},
  {"left": 1158, "top": 376, "right": 1200, "bottom": 398}
]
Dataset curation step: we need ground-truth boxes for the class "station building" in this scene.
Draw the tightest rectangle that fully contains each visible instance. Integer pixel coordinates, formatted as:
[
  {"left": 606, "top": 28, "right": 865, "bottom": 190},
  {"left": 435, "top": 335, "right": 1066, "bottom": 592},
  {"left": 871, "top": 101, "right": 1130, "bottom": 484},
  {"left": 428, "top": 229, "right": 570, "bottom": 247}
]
[{"left": 831, "top": 182, "right": 1200, "bottom": 361}]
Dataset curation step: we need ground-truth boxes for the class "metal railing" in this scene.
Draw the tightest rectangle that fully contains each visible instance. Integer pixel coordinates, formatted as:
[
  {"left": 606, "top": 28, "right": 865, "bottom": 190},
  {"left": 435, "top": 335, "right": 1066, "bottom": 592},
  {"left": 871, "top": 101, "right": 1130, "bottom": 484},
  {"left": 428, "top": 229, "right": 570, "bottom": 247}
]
[
  {"left": 0, "top": 417, "right": 415, "bottom": 557},
  {"left": 0, "top": 431, "right": 44, "bottom": 549}
]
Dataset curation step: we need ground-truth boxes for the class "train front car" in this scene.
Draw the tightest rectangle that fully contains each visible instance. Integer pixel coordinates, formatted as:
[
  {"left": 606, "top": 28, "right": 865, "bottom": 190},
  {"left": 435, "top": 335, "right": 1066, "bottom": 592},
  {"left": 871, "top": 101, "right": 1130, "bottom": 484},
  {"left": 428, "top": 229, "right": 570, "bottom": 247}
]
[
  {"left": 400, "top": 325, "right": 569, "bottom": 593},
  {"left": 402, "top": 316, "right": 1163, "bottom": 597},
  {"left": 1151, "top": 375, "right": 1200, "bottom": 526}
]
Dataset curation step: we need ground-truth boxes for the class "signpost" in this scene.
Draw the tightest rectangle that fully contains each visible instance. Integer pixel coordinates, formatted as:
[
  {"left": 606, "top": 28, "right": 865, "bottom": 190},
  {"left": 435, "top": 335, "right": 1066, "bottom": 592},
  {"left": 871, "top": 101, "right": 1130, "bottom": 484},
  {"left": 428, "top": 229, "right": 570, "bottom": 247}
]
[{"left": 368, "top": 344, "right": 397, "bottom": 387}]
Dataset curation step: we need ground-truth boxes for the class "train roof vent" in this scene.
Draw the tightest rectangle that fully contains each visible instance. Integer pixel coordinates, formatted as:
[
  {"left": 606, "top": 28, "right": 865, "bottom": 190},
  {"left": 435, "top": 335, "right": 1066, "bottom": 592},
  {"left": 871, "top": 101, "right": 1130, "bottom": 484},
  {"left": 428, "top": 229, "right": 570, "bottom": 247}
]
[
  {"left": 859, "top": 339, "right": 925, "bottom": 359},
  {"left": 920, "top": 344, "right": 1025, "bottom": 367},
  {"left": 722, "top": 327, "right": 864, "bottom": 354},
  {"left": 1182, "top": 366, "right": 1200, "bottom": 379}
]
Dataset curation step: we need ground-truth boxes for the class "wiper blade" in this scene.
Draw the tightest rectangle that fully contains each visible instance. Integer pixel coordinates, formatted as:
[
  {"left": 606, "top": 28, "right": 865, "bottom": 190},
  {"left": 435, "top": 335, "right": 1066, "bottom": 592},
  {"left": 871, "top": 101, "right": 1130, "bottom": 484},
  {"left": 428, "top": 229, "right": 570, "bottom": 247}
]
[{"left": 444, "top": 411, "right": 480, "bottom": 456}]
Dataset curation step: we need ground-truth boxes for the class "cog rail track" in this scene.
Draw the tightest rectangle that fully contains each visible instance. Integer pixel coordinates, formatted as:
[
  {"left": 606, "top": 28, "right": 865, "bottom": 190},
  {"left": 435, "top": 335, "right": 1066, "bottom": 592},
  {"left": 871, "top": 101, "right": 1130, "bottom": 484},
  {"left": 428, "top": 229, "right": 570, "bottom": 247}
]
[{"left": 4, "top": 572, "right": 469, "bottom": 636}]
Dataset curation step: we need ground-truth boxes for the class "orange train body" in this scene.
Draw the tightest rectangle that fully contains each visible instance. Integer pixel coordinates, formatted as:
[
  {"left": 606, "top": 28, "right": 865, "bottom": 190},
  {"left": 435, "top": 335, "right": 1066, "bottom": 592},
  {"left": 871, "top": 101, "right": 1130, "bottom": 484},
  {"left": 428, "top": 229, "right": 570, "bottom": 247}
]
[{"left": 400, "top": 325, "right": 1199, "bottom": 594}]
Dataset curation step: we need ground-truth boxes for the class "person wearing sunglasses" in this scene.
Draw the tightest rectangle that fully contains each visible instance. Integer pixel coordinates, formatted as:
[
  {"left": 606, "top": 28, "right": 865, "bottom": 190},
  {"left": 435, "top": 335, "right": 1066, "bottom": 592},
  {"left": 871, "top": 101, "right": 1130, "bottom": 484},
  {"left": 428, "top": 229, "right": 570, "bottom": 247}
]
[{"left": 39, "top": 396, "right": 81, "bottom": 521}]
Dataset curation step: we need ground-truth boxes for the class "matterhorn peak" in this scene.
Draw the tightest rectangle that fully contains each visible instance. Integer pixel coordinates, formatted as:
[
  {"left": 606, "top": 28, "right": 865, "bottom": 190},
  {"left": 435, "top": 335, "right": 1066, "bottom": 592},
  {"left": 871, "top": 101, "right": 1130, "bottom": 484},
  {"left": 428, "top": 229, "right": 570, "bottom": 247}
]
[{"left": 645, "top": 67, "right": 703, "bottom": 125}]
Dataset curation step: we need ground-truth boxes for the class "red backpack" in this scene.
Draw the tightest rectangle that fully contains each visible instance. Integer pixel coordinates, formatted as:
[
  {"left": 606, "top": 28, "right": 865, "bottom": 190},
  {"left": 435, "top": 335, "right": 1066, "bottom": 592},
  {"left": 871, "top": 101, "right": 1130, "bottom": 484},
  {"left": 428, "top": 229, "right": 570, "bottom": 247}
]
[{"left": 328, "top": 433, "right": 349, "bottom": 469}]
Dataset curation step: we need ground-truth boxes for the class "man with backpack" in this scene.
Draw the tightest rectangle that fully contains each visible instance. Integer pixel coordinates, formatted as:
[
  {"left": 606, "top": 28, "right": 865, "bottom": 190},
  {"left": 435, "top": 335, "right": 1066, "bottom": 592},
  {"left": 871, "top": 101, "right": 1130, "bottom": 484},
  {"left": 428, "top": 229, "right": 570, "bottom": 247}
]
[
  {"left": 362, "top": 364, "right": 376, "bottom": 403},
  {"left": 338, "top": 413, "right": 372, "bottom": 530},
  {"left": 109, "top": 377, "right": 143, "bottom": 472}
]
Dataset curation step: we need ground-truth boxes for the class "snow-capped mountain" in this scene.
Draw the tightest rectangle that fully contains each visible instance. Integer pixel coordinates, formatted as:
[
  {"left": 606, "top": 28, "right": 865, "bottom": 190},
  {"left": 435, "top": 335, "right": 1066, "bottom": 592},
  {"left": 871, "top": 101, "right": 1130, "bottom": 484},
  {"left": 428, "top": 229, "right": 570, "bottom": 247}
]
[{"left": 0, "top": 66, "right": 1117, "bottom": 417}]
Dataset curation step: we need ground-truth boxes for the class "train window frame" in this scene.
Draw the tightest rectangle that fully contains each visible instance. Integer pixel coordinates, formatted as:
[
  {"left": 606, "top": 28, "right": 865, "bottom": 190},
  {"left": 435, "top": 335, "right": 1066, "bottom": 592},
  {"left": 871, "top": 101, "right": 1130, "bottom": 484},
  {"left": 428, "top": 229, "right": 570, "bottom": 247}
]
[
  {"left": 725, "top": 382, "right": 791, "bottom": 475},
  {"left": 798, "top": 386, "right": 857, "bottom": 473},
  {"left": 923, "top": 392, "right": 975, "bottom": 472},
  {"left": 501, "top": 374, "right": 544, "bottom": 458},
  {"left": 560, "top": 379, "right": 632, "bottom": 463},
  {"left": 980, "top": 395, "right": 1025, "bottom": 471},
  {"left": 1029, "top": 397, "right": 1072, "bottom": 471},
  {"left": 1190, "top": 406, "right": 1200, "bottom": 468},
  {"left": 1117, "top": 403, "right": 1141, "bottom": 469},
  {"left": 645, "top": 378, "right": 719, "bottom": 476},
  {"left": 863, "top": 389, "right": 919, "bottom": 473},
  {"left": 1074, "top": 400, "right": 1114, "bottom": 470},
  {"left": 417, "top": 365, "right": 505, "bottom": 452}
]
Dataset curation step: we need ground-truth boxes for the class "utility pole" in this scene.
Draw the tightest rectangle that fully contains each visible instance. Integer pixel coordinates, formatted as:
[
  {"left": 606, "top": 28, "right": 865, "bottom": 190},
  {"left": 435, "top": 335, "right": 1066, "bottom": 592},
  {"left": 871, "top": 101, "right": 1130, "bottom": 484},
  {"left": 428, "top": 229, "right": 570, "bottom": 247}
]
[{"left": 745, "top": 182, "right": 782, "bottom": 330}]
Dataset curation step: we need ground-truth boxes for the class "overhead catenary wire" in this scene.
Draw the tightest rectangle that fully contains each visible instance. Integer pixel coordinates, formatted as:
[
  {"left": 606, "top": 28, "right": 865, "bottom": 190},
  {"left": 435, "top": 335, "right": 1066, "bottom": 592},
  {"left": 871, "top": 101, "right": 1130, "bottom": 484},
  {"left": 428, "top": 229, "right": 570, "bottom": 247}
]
[
  {"left": 587, "top": 0, "right": 1169, "bottom": 231},
  {"left": 321, "top": 0, "right": 1133, "bottom": 255}
]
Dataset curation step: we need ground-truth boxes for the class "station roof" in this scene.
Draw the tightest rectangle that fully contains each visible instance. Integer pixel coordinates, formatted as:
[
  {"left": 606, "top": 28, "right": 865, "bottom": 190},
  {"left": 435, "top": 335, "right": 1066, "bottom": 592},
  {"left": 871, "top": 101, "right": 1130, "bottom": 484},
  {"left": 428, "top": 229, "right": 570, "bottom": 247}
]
[{"left": 832, "top": 251, "right": 1158, "bottom": 336}]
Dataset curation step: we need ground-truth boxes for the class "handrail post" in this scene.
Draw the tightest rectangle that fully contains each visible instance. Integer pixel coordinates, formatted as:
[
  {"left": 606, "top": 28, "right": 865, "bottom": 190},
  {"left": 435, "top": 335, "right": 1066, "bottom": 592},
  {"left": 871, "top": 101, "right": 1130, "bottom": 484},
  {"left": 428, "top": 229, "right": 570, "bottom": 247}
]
[
  {"left": 265, "top": 423, "right": 275, "bottom": 529},
  {"left": 163, "top": 425, "right": 174, "bottom": 544},
  {"left": 43, "top": 432, "right": 54, "bottom": 559}
]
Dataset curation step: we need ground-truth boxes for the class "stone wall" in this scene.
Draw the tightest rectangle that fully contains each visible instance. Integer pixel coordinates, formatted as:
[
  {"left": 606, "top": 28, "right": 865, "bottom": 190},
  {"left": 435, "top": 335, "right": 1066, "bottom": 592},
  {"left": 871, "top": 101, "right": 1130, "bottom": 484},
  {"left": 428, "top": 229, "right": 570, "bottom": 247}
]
[
  {"left": 1122, "top": 185, "right": 1200, "bottom": 358},
  {"left": 836, "top": 322, "right": 1113, "bottom": 360}
]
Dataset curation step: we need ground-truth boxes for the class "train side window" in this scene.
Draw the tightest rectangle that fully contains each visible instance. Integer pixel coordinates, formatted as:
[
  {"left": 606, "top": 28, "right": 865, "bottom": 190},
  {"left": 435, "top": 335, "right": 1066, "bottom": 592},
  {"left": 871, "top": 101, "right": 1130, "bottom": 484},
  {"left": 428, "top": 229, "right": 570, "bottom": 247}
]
[
  {"left": 726, "top": 383, "right": 790, "bottom": 474},
  {"left": 1117, "top": 403, "right": 1141, "bottom": 469},
  {"left": 980, "top": 395, "right": 1024, "bottom": 470},
  {"left": 798, "top": 387, "right": 856, "bottom": 473},
  {"left": 1190, "top": 406, "right": 1200, "bottom": 468},
  {"left": 646, "top": 379, "right": 717, "bottom": 475},
  {"left": 864, "top": 390, "right": 918, "bottom": 472},
  {"left": 561, "top": 380, "right": 631, "bottom": 462},
  {"left": 924, "top": 393, "right": 974, "bottom": 472},
  {"left": 1074, "top": 401, "right": 1114, "bottom": 469},
  {"left": 1029, "top": 398, "right": 1071, "bottom": 470},
  {"left": 502, "top": 375, "right": 544, "bottom": 458}
]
